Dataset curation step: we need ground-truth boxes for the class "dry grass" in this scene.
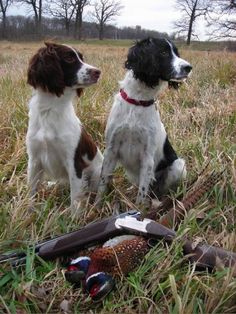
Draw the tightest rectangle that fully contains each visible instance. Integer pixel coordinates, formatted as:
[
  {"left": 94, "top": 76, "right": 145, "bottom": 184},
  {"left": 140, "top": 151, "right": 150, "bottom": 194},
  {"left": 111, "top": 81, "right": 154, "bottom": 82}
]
[{"left": 0, "top": 40, "right": 236, "bottom": 313}]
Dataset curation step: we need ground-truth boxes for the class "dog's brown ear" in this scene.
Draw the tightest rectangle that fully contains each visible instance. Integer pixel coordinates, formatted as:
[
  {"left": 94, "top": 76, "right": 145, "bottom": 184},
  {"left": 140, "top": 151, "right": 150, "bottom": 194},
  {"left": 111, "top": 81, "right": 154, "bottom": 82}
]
[
  {"left": 44, "top": 41, "right": 60, "bottom": 51},
  {"left": 76, "top": 88, "right": 84, "bottom": 97},
  {"left": 27, "top": 44, "right": 65, "bottom": 97},
  {"left": 44, "top": 41, "right": 55, "bottom": 47}
]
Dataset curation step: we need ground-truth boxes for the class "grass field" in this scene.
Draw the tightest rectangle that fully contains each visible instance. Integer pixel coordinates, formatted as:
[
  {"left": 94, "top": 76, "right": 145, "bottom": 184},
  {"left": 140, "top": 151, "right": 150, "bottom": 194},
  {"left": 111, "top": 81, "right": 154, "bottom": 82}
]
[{"left": 0, "top": 40, "right": 236, "bottom": 313}]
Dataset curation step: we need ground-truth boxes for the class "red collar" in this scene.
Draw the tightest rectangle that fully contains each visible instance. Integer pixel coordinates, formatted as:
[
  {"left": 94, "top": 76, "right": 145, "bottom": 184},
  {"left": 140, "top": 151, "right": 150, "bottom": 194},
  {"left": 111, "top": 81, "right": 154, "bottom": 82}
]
[{"left": 120, "top": 89, "right": 155, "bottom": 107}]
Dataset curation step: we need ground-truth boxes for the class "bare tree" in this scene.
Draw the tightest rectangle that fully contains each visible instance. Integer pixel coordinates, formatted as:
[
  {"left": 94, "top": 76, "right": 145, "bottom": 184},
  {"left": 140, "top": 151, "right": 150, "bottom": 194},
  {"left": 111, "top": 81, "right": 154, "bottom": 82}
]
[
  {"left": 0, "top": 0, "right": 12, "bottom": 38},
  {"left": 47, "top": 0, "right": 75, "bottom": 36},
  {"left": 207, "top": 0, "right": 236, "bottom": 39},
  {"left": 71, "top": 0, "right": 89, "bottom": 39},
  {"left": 15, "top": 0, "right": 43, "bottom": 34},
  {"left": 90, "top": 0, "right": 123, "bottom": 40},
  {"left": 174, "top": 0, "right": 210, "bottom": 45}
]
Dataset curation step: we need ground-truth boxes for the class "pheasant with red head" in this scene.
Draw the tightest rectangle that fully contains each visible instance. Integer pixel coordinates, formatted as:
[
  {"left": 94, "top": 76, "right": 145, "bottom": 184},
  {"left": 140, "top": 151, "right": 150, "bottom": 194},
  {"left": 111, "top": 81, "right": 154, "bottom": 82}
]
[{"left": 66, "top": 235, "right": 150, "bottom": 301}]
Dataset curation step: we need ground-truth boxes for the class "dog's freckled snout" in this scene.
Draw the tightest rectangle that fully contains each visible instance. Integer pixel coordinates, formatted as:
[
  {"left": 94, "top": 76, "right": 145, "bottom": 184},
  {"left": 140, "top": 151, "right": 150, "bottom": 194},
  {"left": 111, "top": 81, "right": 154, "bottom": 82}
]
[{"left": 88, "top": 68, "right": 101, "bottom": 80}]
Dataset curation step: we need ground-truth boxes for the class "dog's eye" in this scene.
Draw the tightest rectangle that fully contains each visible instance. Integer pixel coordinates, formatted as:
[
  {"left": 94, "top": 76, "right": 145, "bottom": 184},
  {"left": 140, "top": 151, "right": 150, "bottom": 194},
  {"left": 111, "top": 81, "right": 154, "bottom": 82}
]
[
  {"left": 160, "top": 50, "right": 169, "bottom": 57},
  {"left": 66, "top": 57, "right": 75, "bottom": 62},
  {"left": 65, "top": 53, "right": 76, "bottom": 63}
]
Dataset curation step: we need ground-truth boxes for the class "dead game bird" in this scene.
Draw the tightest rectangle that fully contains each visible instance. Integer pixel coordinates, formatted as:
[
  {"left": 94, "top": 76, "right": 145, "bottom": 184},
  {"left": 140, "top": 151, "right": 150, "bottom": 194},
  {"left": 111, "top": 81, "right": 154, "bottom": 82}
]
[{"left": 65, "top": 235, "right": 150, "bottom": 301}]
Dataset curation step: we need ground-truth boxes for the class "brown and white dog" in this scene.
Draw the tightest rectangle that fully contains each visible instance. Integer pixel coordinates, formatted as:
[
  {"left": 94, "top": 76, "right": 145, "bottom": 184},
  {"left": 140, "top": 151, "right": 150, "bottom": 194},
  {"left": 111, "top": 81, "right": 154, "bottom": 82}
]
[{"left": 26, "top": 42, "right": 103, "bottom": 211}]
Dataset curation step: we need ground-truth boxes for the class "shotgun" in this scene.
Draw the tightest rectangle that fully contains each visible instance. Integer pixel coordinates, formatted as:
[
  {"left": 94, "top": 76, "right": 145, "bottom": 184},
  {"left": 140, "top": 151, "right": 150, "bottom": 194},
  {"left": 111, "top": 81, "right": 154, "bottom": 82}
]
[
  {"left": 0, "top": 210, "right": 139, "bottom": 265},
  {"left": 1, "top": 211, "right": 236, "bottom": 271}
]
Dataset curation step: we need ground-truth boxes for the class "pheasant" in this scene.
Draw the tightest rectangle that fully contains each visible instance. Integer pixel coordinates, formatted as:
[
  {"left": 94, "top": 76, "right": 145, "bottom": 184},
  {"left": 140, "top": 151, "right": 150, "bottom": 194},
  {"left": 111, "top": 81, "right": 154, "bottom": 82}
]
[{"left": 65, "top": 235, "right": 150, "bottom": 301}]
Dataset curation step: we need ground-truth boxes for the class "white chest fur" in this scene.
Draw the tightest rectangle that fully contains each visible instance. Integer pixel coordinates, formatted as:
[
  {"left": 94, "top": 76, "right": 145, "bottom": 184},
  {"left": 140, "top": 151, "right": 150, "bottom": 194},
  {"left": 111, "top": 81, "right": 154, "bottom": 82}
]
[
  {"left": 26, "top": 90, "right": 81, "bottom": 181},
  {"left": 104, "top": 72, "right": 167, "bottom": 183}
]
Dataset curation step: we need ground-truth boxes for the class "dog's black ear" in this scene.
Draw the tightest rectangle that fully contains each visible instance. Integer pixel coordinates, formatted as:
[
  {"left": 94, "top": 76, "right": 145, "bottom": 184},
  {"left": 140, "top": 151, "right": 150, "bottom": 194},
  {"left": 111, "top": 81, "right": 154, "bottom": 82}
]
[
  {"left": 27, "top": 43, "right": 65, "bottom": 97},
  {"left": 125, "top": 38, "right": 160, "bottom": 88},
  {"left": 125, "top": 39, "right": 151, "bottom": 71}
]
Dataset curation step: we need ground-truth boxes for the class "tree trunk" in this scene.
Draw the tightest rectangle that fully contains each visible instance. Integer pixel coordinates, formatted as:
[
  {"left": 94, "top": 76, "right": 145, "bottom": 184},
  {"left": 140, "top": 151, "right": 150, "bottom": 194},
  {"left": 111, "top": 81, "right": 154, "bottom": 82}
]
[
  {"left": 38, "top": 0, "right": 42, "bottom": 36},
  {"left": 187, "top": 18, "right": 193, "bottom": 45},
  {"left": 74, "top": 11, "right": 82, "bottom": 40},
  {"left": 33, "top": 3, "right": 40, "bottom": 36},
  {"left": 66, "top": 21, "right": 70, "bottom": 36},
  {"left": 1, "top": 11, "right": 6, "bottom": 38},
  {"left": 187, "top": 0, "right": 197, "bottom": 45},
  {"left": 99, "top": 23, "right": 104, "bottom": 40},
  {"left": 78, "top": 14, "right": 82, "bottom": 40}
]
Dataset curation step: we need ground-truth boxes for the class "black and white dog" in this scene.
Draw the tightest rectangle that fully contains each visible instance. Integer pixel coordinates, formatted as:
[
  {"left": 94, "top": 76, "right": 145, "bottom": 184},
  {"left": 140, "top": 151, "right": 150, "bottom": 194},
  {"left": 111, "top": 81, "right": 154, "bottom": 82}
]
[
  {"left": 26, "top": 42, "right": 103, "bottom": 212},
  {"left": 96, "top": 37, "right": 192, "bottom": 204}
]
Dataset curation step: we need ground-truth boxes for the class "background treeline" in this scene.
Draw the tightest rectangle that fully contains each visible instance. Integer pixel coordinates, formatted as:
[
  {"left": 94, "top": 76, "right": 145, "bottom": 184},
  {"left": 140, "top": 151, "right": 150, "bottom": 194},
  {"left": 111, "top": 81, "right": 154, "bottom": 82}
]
[
  {"left": 1, "top": 15, "right": 168, "bottom": 41},
  {"left": 2, "top": 14, "right": 236, "bottom": 52},
  {"left": 0, "top": 0, "right": 170, "bottom": 41},
  {"left": 0, "top": 0, "right": 236, "bottom": 50}
]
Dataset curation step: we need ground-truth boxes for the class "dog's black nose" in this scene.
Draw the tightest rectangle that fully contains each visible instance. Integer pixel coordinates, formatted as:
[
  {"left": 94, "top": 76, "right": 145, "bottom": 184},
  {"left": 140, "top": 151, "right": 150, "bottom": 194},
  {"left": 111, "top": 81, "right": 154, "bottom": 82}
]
[{"left": 183, "top": 65, "right": 192, "bottom": 74}]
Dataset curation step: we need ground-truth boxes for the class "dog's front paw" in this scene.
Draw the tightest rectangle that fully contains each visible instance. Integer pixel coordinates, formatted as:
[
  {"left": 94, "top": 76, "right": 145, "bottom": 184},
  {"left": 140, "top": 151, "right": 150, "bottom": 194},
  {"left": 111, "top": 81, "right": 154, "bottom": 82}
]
[
  {"left": 94, "top": 183, "right": 107, "bottom": 208},
  {"left": 94, "top": 193, "right": 104, "bottom": 209},
  {"left": 70, "top": 200, "right": 83, "bottom": 217},
  {"left": 135, "top": 194, "right": 151, "bottom": 210},
  {"left": 135, "top": 191, "right": 145, "bottom": 206}
]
